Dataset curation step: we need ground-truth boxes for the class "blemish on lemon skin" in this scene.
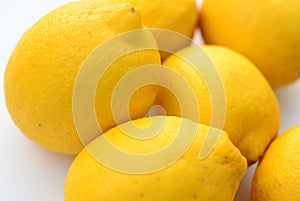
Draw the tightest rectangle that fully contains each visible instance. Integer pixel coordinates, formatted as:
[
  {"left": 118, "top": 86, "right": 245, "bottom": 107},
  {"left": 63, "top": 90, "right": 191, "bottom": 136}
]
[{"left": 130, "top": 7, "right": 136, "bottom": 12}]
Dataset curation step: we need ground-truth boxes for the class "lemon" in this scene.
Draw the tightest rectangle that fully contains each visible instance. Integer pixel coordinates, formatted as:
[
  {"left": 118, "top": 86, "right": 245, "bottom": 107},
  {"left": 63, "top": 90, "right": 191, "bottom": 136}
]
[
  {"left": 4, "top": 1, "right": 160, "bottom": 154},
  {"left": 155, "top": 45, "right": 280, "bottom": 163},
  {"left": 107, "top": 0, "right": 197, "bottom": 57},
  {"left": 199, "top": 0, "right": 300, "bottom": 88},
  {"left": 107, "top": 0, "right": 197, "bottom": 38},
  {"left": 252, "top": 125, "right": 300, "bottom": 201},
  {"left": 65, "top": 116, "right": 247, "bottom": 201}
]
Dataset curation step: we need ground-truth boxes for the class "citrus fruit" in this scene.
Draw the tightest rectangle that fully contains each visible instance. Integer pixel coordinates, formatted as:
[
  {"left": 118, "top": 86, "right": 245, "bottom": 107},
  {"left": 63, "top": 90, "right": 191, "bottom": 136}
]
[
  {"left": 107, "top": 0, "right": 197, "bottom": 58},
  {"left": 199, "top": 0, "right": 300, "bottom": 88},
  {"left": 155, "top": 45, "right": 280, "bottom": 163},
  {"left": 65, "top": 116, "right": 247, "bottom": 201},
  {"left": 108, "top": 0, "right": 197, "bottom": 39},
  {"left": 252, "top": 125, "right": 300, "bottom": 201},
  {"left": 4, "top": 0, "right": 160, "bottom": 154}
]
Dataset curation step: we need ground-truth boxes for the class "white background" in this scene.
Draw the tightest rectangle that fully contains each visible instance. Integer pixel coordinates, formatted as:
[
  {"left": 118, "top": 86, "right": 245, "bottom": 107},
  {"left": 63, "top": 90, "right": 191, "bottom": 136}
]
[{"left": 0, "top": 0, "right": 300, "bottom": 201}]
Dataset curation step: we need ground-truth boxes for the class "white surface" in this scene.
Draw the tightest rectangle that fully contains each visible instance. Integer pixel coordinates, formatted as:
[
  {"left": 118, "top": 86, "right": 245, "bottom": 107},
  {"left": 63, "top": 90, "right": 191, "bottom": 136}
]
[{"left": 1, "top": 1, "right": 300, "bottom": 201}]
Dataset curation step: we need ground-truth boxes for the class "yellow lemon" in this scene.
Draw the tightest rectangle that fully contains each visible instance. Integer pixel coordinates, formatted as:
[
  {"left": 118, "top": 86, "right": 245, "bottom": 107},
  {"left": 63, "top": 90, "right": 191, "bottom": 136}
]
[
  {"left": 107, "top": 0, "right": 197, "bottom": 38},
  {"left": 65, "top": 116, "right": 247, "bottom": 201},
  {"left": 199, "top": 0, "right": 300, "bottom": 88},
  {"left": 107, "top": 0, "right": 197, "bottom": 57},
  {"left": 155, "top": 45, "right": 280, "bottom": 163},
  {"left": 252, "top": 125, "right": 300, "bottom": 201},
  {"left": 4, "top": 1, "right": 160, "bottom": 154}
]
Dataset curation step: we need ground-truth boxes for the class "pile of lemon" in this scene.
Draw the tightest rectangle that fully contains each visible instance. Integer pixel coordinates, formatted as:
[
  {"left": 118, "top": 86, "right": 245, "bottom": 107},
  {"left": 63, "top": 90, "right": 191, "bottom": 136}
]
[{"left": 4, "top": 0, "right": 300, "bottom": 201}]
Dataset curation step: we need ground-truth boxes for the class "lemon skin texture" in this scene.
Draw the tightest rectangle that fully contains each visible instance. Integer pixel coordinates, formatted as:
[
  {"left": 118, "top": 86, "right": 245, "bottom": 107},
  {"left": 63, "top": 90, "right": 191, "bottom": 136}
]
[
  {"left": 107, "top": 0, "right": 197, "bottom": 39},
  {"left": 252, "top": 125, "right": 300, "bottom": 201},
  {"left": 64, "top": 116, "right": 247, "bottom": 201},
  {"left": 155, "top": 45, "right": 280, "bottom": 163},
  {"left": 4, "top": 1, "right": 161, "bottom": 154},
  {"left": 199, "top": 0, "right": 300, "bottom": 88},
  {"left": 107, "top": 0, "right": 198, "bottom": 59}
]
